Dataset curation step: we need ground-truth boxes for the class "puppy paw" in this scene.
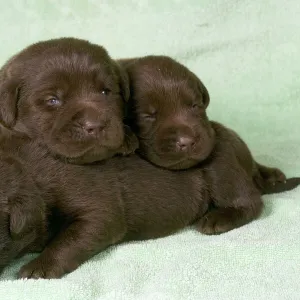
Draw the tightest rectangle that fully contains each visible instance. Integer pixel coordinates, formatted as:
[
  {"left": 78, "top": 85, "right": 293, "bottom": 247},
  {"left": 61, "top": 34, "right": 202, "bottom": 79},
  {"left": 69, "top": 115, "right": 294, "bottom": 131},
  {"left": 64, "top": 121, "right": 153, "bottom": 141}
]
[
  {"left": 197, "top": 209, "right": 240, "bottom": 235},
  {"left": 261, "top": 167, "right": 286, "bottom": 185},
  {"left": 18, "top": 256, "right": 65, "bottom": 279},
  {"left": 119, "top": 125, "right": 139, "bottom": 155}
]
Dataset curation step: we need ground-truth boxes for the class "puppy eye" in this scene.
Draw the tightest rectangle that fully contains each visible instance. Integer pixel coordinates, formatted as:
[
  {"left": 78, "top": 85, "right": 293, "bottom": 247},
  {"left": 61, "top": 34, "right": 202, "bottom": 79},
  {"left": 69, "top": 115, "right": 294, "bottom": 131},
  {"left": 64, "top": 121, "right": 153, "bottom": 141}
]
[
  {"left": 100, "top": 88, "right": 111, "bottom": 96},
  {"left": 141, "top": 113, "right": 156, "bottom": 121},
  {"left": 46, "top": 97, "right": 62, "bottom": 107},
  {"left": 191, "top": 102, "right": 204, "bottom": 110}
]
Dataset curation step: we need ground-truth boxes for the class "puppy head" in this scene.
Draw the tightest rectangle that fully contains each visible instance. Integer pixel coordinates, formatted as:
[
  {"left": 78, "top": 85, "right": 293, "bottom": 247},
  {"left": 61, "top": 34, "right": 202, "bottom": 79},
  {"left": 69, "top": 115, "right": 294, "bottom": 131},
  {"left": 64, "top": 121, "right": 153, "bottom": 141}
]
[
  {"left": 0, "top": 155, "right": 46, "bottom": 273},
  {"left": 123, "top": 56, "right": 215, "bottom": 170},
  {"left": 0, "top": 38, "right": 135, "bottom": 163}
]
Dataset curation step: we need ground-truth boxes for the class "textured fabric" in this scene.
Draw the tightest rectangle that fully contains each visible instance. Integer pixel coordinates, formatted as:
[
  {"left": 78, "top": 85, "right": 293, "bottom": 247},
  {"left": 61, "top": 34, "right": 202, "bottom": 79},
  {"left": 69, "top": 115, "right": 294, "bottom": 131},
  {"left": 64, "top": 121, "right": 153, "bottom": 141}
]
[{"left": 0, "top": 1, "right": 299, "bottom": 299}]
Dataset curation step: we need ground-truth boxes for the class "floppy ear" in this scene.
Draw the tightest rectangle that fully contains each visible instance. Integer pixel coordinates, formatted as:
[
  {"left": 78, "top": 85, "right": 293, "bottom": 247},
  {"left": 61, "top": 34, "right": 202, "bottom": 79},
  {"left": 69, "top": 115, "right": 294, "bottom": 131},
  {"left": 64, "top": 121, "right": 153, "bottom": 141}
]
[
  {"left": 0, "top": 66, "right": 20, "bottom": 128},
  {"left": 198, "top": 79, "right": 210, "bottom": 108},
  {"left": 114, "top": 61, "right": 131, "bottom": 102}
]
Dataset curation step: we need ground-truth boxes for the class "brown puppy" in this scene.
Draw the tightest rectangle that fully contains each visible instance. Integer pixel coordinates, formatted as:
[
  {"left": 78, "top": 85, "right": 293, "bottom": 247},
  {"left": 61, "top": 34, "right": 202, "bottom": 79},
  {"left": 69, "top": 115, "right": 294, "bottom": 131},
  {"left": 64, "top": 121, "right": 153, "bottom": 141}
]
[
  {"left": 0, "top": 38, "right": 137, "bottom": 164},
  {"left": 119, "top": 56, "right": 215, "bottom": 170},
  {"left": 119, "top": 55, "right": 300, "bottom": 194}
]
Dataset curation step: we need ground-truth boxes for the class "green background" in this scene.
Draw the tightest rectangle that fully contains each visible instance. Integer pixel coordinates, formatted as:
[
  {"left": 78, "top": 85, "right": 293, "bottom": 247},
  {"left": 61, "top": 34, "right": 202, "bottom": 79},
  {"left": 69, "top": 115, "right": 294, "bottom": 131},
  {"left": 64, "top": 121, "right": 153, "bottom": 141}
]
[{"left": 0, "top": 1, "right": 299, "bottom": 299}]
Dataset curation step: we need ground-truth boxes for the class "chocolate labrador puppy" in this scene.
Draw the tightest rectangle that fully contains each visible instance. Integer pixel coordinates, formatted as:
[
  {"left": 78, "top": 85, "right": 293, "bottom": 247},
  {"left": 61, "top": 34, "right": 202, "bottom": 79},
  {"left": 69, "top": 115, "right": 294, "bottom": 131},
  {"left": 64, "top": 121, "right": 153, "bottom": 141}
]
[
  {"left": 0, "top": 126, "right": 261, "bottom": 279},
  {"left": 119, "top": 55, "right": 300, "bottom": 194},
  {"left": 0, "top": 38, "right": 137, "bottom": 164}
]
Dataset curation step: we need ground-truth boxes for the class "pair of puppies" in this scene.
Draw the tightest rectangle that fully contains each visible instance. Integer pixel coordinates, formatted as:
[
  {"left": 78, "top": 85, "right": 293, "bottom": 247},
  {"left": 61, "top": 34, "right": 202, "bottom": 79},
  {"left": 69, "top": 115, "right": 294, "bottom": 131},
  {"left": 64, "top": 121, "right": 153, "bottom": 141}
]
[{"left": 0, "top": 38, "right": 299, "bottom": 279}]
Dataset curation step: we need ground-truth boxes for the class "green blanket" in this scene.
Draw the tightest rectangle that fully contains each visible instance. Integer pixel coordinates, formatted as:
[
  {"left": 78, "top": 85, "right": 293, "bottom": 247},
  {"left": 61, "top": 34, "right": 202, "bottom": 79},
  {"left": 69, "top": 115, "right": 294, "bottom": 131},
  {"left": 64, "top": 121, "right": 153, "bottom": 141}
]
[{"left": 0, "top": 1, "right": 299, "bottom": 299}]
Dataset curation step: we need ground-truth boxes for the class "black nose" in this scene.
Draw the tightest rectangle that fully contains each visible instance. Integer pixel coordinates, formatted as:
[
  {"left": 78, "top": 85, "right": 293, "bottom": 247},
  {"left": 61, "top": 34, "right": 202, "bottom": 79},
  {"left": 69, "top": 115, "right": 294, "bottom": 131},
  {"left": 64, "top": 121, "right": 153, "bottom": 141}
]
[
  {"left": 176, "top": 136, "right": 195, "bottom": 151},
  {"left": 82, "top": 120, "right": 106, "bottom": 135}
]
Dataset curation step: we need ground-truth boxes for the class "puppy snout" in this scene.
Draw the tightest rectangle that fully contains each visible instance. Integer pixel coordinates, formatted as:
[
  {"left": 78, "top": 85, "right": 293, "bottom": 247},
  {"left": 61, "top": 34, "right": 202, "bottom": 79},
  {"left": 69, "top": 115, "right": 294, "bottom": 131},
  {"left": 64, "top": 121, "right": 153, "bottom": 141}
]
[
  {"left": 82, "top": 120, "right": 106, "bottom": 135},
  {"left": 176, "top": 136, "right": 195, "bottom": 152},
  {"left": 71, "top": 108, "right": 107, "bottom": 137}
]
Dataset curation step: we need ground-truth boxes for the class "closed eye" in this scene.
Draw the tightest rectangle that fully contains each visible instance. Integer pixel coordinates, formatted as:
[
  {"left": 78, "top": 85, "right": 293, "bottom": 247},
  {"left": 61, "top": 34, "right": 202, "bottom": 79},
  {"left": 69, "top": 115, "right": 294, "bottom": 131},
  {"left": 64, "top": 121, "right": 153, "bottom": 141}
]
[
  {"left": 191, "top": 101, "right": 204, "bottom": 110},
  {"left": 141, "top": 113, "right": 156, "bottom": 121}
]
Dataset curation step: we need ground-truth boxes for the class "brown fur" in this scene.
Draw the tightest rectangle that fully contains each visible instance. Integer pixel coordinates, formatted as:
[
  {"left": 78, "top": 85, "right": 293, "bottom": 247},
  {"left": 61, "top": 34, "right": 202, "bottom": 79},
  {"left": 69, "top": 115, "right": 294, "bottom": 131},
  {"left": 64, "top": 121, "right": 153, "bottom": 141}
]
[
  {"left": 0, "top": 118, "right": 297, "bottom": 279},
  {"left": 0, "top": 38, "right": 138, "bottom": 164},
  {"left": 0, "top": 122, "right": 264, "bottom": 279}
]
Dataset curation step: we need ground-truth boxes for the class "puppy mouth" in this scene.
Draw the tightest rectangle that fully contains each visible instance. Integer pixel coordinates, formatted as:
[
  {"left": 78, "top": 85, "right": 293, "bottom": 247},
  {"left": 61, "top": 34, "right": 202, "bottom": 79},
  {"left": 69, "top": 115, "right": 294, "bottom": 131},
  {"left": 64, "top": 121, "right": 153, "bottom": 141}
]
[
  {"left": 139, "top": 129, "right": 216, "bottom": 170},
  {"left": 149, "top": 151, "right": 201, "bottom": 170},
  {"left": 46, "top": 120, "right": 125, "bottom": 159},
  {"left": 47, "top": 138, "right": 123, "bottom": 158},
  {"left": 161, "top": 152, "right": 209, "bottom": 169},
  {"left": 138, "top": 145, "right": 203, "bottom": 170},
  {"left": 157, "top": 139, "right": 212, "bottom": 159},
  {"left": 45, "top": 133, "right": 123, "bottom": 160}
]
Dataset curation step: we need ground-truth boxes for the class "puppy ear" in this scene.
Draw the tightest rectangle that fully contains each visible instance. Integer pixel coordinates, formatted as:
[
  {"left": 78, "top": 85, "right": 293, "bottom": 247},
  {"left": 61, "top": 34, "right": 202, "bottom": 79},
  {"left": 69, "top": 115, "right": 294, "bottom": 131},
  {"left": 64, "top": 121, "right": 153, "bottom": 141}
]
[
  {"left": 0, "top": 65, "right": 20, "bottom": 128},
  {"left": 114, "top": 61, "right": 130, "bottom": 102},
  {"left": 198, "top": 79, "right": 210, "bottom": 108}
]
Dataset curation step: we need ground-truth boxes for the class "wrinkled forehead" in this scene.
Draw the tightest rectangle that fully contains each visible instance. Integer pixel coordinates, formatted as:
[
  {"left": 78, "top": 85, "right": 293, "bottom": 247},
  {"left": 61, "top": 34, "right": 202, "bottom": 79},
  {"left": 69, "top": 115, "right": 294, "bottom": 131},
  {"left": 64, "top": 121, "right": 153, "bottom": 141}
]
[
  {"left": 23, "top": 54, "right": 117, "bottom": 92},
  {"left": 136, "top": 60, "right": 200, "bottom": 91},
  {"left": 37, "top": 51, "right": 112, "bottom": 73},
  {"left": 134, "top": 71, "right": 199, "bottom": 110}
]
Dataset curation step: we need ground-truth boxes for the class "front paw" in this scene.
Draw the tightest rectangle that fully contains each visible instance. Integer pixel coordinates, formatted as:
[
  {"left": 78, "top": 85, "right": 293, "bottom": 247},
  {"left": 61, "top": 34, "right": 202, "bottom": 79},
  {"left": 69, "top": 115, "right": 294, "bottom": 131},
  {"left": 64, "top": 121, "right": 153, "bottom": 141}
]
[
  {"left": 18, "top": 256, "right": 66, "bottom": 279},
  {"left": 262, "top": 167, "right": 286, "bottom": 185},
  {"left": 197, "top": 210, "right": 237, "bottom": 235},
  {"left": 119, "top": 126, "right": 139, "bottom": 155}
]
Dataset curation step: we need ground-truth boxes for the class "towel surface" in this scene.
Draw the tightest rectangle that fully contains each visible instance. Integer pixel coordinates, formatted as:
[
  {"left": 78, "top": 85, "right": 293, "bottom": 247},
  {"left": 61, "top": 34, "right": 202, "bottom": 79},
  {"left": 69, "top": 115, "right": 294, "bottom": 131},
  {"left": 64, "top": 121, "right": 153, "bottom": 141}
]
[{"left": 0, "top": 1, "right": 300, "bottom": 299}]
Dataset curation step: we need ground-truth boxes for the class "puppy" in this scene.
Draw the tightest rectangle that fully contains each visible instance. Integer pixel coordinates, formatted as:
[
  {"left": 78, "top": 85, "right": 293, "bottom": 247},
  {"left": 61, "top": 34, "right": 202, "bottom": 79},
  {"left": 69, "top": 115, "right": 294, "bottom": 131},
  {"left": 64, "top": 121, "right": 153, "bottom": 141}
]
[
  {"left": 119, "top": 55, "right": 300, "bottom": 194},
  {"left": 119, "top": 56, "right": 214, "bottom": 170},
  {"left": 0, "top": 38, "right": 138, "bottom": 164},
  {"left": 0, "top": 125, "right": 262, "bottom": 279},
  {"left": 0, "top": 150, "right": 47, "bottom": 274}
]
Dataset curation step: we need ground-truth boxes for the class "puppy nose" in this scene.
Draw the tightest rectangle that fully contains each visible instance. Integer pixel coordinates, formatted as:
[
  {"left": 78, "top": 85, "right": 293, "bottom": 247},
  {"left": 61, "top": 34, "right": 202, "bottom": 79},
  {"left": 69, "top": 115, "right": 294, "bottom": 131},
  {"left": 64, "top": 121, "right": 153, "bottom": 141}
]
[
  {"left": 176, "top": 136, "right": 195, "bottom": 151},
  {"left": 82, "top": 120, "right": 106, "bottom": 134}
]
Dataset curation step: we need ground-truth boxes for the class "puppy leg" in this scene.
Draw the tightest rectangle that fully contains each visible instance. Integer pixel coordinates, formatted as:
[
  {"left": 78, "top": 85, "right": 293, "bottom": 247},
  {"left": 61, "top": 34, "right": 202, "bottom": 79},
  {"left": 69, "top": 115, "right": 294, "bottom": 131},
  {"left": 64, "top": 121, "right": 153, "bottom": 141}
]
[
  {"left": 0, "top": 158, "right": 47, "bottom": 273},
  {"left": 0, "top": 211, "right": 12, "bottom": 274},
  {"left": 0, "top": 155, "right": 46, "bottom": 240},
  {"left": 197, "top": 165, "right": 263, "bottom": 235},
  {"left": 18, "top": 215, "right": 125, "bottom": 279},
  {"left": 197, "top": 204, "right": 262, "bottom": 235}
]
